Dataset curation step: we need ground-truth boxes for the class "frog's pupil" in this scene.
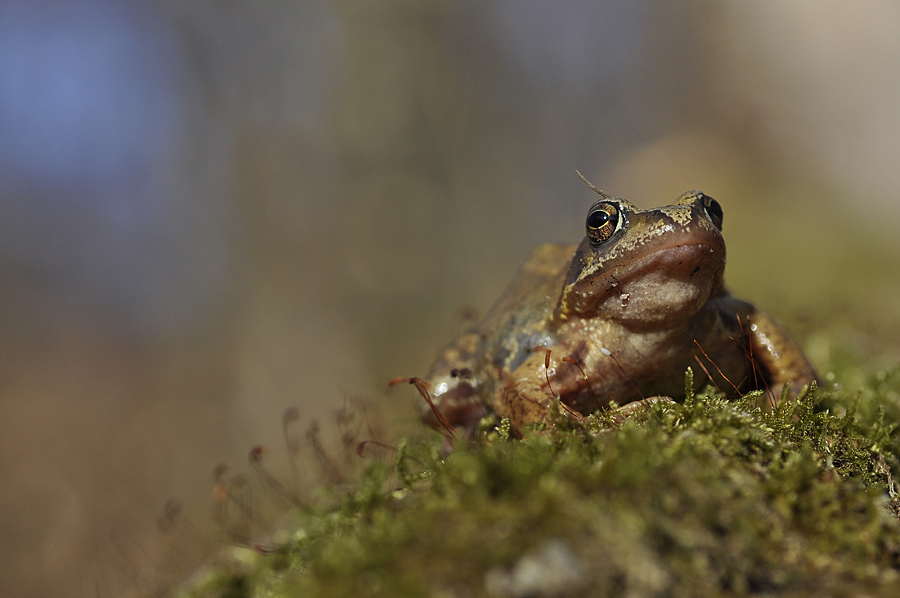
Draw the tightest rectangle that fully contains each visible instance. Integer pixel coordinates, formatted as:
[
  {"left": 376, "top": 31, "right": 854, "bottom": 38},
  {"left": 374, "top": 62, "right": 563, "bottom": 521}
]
[{"left": 588, "top": 210, "right": 611, "bottom": 228}]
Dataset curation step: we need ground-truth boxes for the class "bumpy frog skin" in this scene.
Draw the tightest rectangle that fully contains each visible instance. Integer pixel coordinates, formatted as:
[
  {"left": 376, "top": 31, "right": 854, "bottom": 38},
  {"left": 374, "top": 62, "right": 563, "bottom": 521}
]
[{"left": 423, "top": 183, "right": 818, "bottom": 434}]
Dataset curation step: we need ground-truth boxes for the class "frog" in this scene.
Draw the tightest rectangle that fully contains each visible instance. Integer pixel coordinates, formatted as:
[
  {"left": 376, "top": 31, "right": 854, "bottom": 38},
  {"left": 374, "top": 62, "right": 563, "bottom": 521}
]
[{"left": 421, "top": 175, "right": 817, "bottom": 435}]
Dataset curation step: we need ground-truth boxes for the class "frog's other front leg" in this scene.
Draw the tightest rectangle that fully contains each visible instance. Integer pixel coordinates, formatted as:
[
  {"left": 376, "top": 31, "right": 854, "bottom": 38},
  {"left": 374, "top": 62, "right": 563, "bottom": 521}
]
[
  {"left": 493, "top": 348, "right": 581, "bottom": 433},
  {"left": 493, "top": 362, "right": 553, "bottom": 434},
  {"left": 744, "top": 309, "right": 818, "bottom": 408},
  {"left": 495, "top": 343, "right": 613, "bottom": 433}
]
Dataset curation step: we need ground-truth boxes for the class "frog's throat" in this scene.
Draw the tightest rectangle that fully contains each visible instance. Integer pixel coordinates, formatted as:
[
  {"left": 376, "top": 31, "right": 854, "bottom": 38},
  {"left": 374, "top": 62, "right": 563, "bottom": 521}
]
[{"left": 553, "top": 240, "right": 726, "bottom": 326}]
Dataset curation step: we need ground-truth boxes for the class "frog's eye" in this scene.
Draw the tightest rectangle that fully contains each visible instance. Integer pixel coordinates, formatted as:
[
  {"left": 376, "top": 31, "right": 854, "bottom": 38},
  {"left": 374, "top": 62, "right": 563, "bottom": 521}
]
[
  {"left": 700, "top": 194, "right": 723, "bottom": 230},
  {"left": 586, "top": 201, "right": 621, "bottom": 244}
]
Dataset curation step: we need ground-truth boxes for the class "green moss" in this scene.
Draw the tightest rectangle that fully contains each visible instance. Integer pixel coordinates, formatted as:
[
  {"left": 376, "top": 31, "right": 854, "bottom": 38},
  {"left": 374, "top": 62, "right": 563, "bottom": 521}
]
[{"left": 180, "top": 365, "right": 900, "bottom": 598}]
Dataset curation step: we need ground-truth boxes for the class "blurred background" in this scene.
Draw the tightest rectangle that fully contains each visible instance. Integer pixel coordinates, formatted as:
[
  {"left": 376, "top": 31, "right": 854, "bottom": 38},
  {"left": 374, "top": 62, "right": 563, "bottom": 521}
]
[{"left": 2, "top": 0, "right": 900, "bottom": 595}]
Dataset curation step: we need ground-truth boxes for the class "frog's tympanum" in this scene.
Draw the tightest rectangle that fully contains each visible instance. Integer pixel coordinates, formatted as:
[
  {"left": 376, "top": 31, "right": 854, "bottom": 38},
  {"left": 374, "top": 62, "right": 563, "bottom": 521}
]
[{"left": 423, "top": 180, "right": 817, "bottom": 434}]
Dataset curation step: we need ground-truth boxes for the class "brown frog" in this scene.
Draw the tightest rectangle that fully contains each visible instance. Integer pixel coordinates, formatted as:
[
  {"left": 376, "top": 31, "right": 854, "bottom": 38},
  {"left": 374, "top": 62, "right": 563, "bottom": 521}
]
[{"left": 422, "top": 176, "right": 817, "bottom": 434}]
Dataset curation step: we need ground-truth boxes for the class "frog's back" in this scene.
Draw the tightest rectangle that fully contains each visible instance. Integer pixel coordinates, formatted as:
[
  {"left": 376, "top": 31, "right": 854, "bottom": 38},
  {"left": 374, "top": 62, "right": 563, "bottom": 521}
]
[
  {"left": 477, "top": 243, "right": 574, "bottom": 370},
  {"left": 432, "top": 242, "right": 574, "bottom": 369},
  {"left": 422, "top": 243, "right": 574, "bottom": 429},
  {"left": 480, "top": 243, "right": 574, "bottom": 331}
]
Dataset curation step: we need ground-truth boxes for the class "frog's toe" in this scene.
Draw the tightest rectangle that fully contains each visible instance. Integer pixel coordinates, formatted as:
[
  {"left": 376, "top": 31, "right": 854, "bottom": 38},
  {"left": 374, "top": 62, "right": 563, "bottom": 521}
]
[{"left": 613, "top": 396, "right": 674, "bottom": 417}]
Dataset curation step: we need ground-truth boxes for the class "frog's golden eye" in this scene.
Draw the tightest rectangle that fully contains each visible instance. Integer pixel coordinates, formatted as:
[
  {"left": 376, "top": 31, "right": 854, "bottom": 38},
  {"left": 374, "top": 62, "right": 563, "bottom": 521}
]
[
  {"left": 700, "top": 194, "right": 723, "bottom": 230},
  {"left": 586, "top": 201, "right": 621, "bottom": 244}
]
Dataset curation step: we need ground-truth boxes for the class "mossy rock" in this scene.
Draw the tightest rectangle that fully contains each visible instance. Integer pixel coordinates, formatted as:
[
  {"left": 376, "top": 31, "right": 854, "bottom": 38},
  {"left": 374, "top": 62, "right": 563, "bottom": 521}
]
[{"left": 181, "top": 367, "right": 900, "bottom": 598}]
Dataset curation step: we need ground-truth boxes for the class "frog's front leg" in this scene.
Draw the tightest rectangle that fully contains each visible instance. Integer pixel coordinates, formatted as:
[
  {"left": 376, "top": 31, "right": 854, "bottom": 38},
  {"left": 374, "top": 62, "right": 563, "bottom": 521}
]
[
  {"left": 744, "top": 309, "right": 818, "bottom": 407},
  {"left": 713, "top": 297, "right": 817, "bottom": 407}
]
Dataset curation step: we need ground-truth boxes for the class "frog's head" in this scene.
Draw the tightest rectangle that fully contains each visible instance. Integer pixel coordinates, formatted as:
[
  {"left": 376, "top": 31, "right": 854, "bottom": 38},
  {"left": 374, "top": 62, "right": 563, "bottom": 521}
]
[{"left": 555, "top": 188, "right": 726, "bottom": 329}]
